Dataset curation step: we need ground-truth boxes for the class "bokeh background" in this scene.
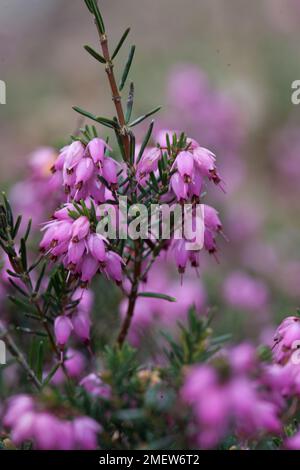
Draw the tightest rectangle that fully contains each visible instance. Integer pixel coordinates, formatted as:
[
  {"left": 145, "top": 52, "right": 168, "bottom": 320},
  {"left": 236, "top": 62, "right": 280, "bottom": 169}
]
[{"left": 1, "top": 0, "right": 300, "bottom": 346}]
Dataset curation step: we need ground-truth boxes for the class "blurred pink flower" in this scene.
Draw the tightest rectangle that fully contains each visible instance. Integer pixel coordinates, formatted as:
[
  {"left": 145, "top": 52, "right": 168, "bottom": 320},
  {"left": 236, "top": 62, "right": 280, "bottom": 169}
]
[
  {"left": 3, "top": 395, "right": 101, "bottom": 450},
  {"left": 222, "top": 271, "right": 269, "bottom": 312}
]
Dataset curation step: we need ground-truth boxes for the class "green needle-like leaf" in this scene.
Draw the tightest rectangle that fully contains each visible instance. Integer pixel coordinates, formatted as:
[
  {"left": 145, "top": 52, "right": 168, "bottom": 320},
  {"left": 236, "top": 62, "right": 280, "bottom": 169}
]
[
  {"left": 129, "top": 133, "right": 136, "bottom": 166},
  {"left": 34, "top": 261, "right": 47, "bottom": 294},
  {"left": 12, "top": 215, "right": 22, "bottom": 238},
  {"left": 20, "top": 238, "right": 27, "bottom": 271},
  {"left": 129, "top": 106, "right": 161, "bottom": 127},
  {"left": 24, "top": 219, "right": 32, "bottom": 242},
  {"left": 2, "top": 193, "right": 13, "bottom": 229},
  {"left": 36, "top": 340, "right": 44, "bottom": 382},
  {"left": 125, "top": 82, "right": 134, "bottom": 123},
  {"left": 138, "top": 292, "right": 177, "bottom": 302},
  {"left": 112, "top": 27, "right": 130, "bottom": 60},
  {"left": 72, "top": 106, "right": 117, "bottom": 129},
  {"left": 119, "top": 45, "right": 136, "bottom": 91},
  {"left": 84, "top": 0, "right": 94, "bottom": 14},
  {"left": 84, "top": 45, "right": 106, "bottom": 64},
  {"left": 90, "top": 0, "right": 105, "bottom": 34},
  {"left": 136, "top": 120, "right": 154, "bottom": 163}
]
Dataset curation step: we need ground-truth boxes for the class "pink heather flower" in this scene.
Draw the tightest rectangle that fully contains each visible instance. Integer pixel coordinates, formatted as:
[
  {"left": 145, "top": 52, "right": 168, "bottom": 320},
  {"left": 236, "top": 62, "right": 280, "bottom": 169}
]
[
  {"left": 193, "top": 147, "right": 221, "bottom": 185},
  {"left": 170, "top": 172, "right": 188, "bottom": 201},
  {"left": 4, "top": 395, "right": 101, "bottom": 450},
  {"left": 52, "top": 147, "right": 67, "bottom": 172},
  {"left": 188, "top": 171, "right": 203, "bottom": 199},
  {"left": 56, "top": 422, "right": 75, "bottom": 450},
  {"left": 87, "top": 138, "right": 107, "bottom": 167},
  {"left": 173, "top": 151, "right": 194, "bottom": 183},
  {"left": 29, "top": 147, "right": 58, "bottom": 177},
  {"left": 273, "top": 316, "right": 300, "bottom": 364},
  {"left": 171, "top": 204, "right": 221, "bottom": 273},
  {"left": 40, "top": 220, "right": 72, "bottom": 249},
  {"left": 66, "top": 349, "right": 86, "bottom": 377},
  {"left": 67, "top": 240, "right": 86, "bottom": 266},
  {"left": 40, "top": 218, "right": 71, "bottom": 254},
  {"left": 64, "top": 141, "right": 85, "bottom": 172},
  {"left": 228, "top": 343, "right": 257, "bottom": 374},
  {"left": 204, "top": 229, "right": 217, "bottom": 254},
  {"left": 80, "top": 255, "right": 99, "bottom": 282},
  {"left": 181, "top": 360, "right": 281, "bottom": 448},
  {"left": 51, "top": 139, "right": 117, "bottom": 200},
  {"left": 136, "top": 147, "right": 161, "bottom": 181},
  {"left": 3, "top": 395, "right": 34, "bottom": 428},
  {"left": 228, "top": 378, "right": 281, "bottom": 437},
  {"left": 33, "top": 413, "right": 62, "bottom": 450},
  {"left": 173, "top": 239, "right": 189, "bottom": 274},
  {"left": 72, "top": 287, "right": 94, "bottom": 316},
  {"left": 167, "top": 138, "right": 222, "bottom": 201},
  {"left": 72, "top": 216, "right": 90, "bottom": 241},
  {"left": 181, "top": 365, "right": 227, "bottom": 448},
  {"left": 105, "top": 251, "right": 124, "bottom": 284},
  {"left": 54, "top": 316, "right": 73, "bottom": 348},
  {"left": 73, "top": 417, "right": 101, "bottom": 450},
  {"left": 88, "top": 234, "right": 107, "bottom": 263},
  {"left": 285, "top": 432, "right": 300, "bottom": 450},
  {"left": 54, "top": 204, "right": 74, "bottom": 220},
  {"left": 72, "top": 312, "right": 91, "bottom": 342},
  {"left": 40, "top": 203, "right": 123, "bottom": 284},
  {"left": 261, "top": 363, "right": 296, "bottom": 407},
  {"left": 204, "top": 205, "right": 222, "bottom": 232},
  {"left": 51, "top": 349, "right": 86, "bottom": 385},
  {"left": 102, "top": 157, "right": 118, "bottom": 186},
  {"left": 222, "top": 271, "right": 269, "bottom": 312},
  {"left": 80, "top": 373, "right": 112, "bottom": 399},
  {"left": 75, "top": 157, "right": 94, "bottom": 186},
  {"left": 11, "top": 412, "right": 36, "bottom": 445},
  {"left": 181, "top": 365, "right": 217, "bottom": 404}
]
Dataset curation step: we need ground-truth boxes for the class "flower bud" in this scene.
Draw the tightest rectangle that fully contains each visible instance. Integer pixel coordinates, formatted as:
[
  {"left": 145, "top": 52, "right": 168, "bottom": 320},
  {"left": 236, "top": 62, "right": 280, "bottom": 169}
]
[
  {"left": 72, "top": 216, "right": 90, "bottom": 241},
  {"left": 54, "top": 316, "right": 73, "bottom": 347}
]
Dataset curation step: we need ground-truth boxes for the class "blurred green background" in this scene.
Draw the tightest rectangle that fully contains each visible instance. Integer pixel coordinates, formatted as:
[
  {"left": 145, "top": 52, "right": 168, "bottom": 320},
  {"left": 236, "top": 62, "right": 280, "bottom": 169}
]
[
  {"left": 0, "top": 0, "right": 300, "bottom": 180},
  {"left": 1, "top": 0, "right": 300, "bottom": 344}
]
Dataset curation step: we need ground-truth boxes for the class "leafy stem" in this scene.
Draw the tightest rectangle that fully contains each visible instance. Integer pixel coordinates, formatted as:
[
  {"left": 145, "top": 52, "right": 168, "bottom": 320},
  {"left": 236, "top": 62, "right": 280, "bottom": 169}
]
[{"left": 117, "top": 239, "right": 142, "bottom": 347}]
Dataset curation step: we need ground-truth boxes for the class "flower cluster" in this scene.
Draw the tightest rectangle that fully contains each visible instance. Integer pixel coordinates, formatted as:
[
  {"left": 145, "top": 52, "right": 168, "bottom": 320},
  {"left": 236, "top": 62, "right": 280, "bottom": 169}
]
[
  {"left": 272, "top": 316, "right": 300, "bottom": 365},
  {"left": 171, "top": 203, "right": 222, "bottom": 274},
  {"left": 40, "top": 203, "right": 123, "bottom": 285},
  {"left": 158, "top": 132, "right": 223, "bottom": 200},
  {"left": 3, "top": 395, "right": 101, "bottom": 450},
  {"left": 181, "top": 346, "right": 281, "bottom": 448},
  {"left": 51, "top": 139, "right": 118, "bottom": 202}
]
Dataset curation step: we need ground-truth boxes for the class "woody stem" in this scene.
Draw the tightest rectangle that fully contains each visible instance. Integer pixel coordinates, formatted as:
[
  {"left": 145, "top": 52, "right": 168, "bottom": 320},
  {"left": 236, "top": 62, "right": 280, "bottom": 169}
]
[{"left": 98, "top": 31, "right": 130, "bottom": 163}]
